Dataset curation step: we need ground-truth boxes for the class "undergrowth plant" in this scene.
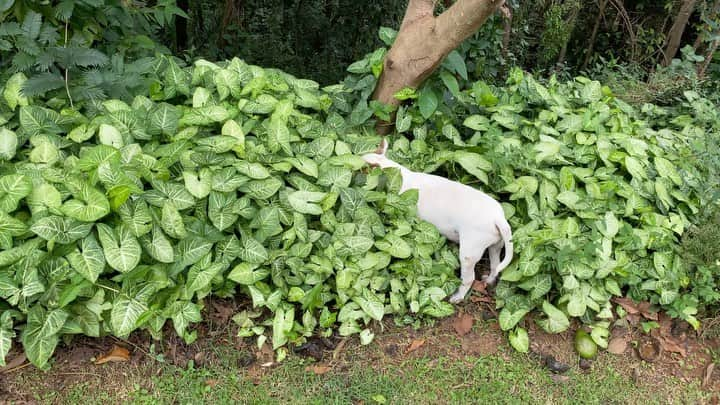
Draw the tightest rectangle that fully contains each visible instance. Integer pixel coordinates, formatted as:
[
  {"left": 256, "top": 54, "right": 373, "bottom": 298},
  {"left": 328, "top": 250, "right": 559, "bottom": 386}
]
[
  {"left": 0, "top": 54, "right": 461, "bottom": 369},
  {"left": 0, "top": 0, "right": 185, "bottom": 105},
  {"left": 0, "top": 27, "right": 719, "bottom": 368},
  {"left": 341, "top": 29, "right": 719, "bottom": 347}
]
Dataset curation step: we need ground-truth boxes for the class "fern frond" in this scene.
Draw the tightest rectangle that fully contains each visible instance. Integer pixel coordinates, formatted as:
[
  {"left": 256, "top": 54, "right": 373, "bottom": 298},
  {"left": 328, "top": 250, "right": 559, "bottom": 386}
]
[
  {"left": 82, "top": 69, "right": 104, "bottom": 86},
  {"left": 38, "top": 23, "right": 60, "bottom": 46},
  {"left": 127, "top": 57, "right": 157, "bottom": 75},
  {"left": 51, "top": 47, "right": 109, "bottom": 69},
  {"left": 54, "top": 0, "right": 75, "bottom": 21},
  {"left": 72, "top": 48, "right": 110, "bottom": 67},
  {"left": 34, "top": 51, "right": 56, "bottom": 71},
  {"left": 20, "top": 11, "right": 42, "bottom": 40},
  {"left": 11, "top": 52, "right": 35, "bottom": 72},
  {"left": 15, "top": 36, "right": 41, "bottom": 56},
  {"left": 21, "top": 72, "right": 65, "bottom": 97},
  {"left": 73, "top": 85, "right": 106, "bottom": 104},
  {"left": 0, "top": 22, "right": 22, "bottom": 36}
]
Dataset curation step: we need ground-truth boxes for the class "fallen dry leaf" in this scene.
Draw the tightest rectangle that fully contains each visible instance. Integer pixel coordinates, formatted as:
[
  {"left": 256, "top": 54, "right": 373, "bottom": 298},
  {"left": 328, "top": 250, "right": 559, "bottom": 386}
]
[
  {"left": 614, "top": 297, "right": 658, "bottom": 320},
  {"left": 657, "top": 313, "right": 673, "bottom": 336},
  {"left": 614, "top": 297, "right": 640, "bottom": 315},
  {"left": 636, "top": 302, "right": 658, "bottom": 321},
  {"left": 625, "top": 313, "right": 640, "bottom": 326},
  {"left": 704, "top": 363, "right": 715, "bottom": 388},
  {"left": 659, "top": 336, "right": 687, "bottom": 357},
  {"left": 0, "top": 353, "right": 27, "bottom": 373},
  {"left": 306, "top": 364, "right": 331, "bottom": 375},
  {"left": 332, "top": 338, "right": 347, "bottom": 360},
  {"left": 471, "top": 280, "right": 487, "bottom": 294},
  {"left": 211, "top": 301, "right": 235, "bottom": 323},
  {"left": 94, "top": 345, "right": 130, "bottom": 365},
  {"left": 470, "top": 295, "right": 494, "bottom": 304},
  {"left": 453, "top": 313, "right": 473, "bottom": 336},
  {"left": 551, "top": 374, "right": 570, "bottom": 384},
  {"left": 607, "top": 338, "right": 628, "bottom": 355},
  {"left": 406, "top": 339, "right": 425, "bottom": 354},
  {"left": 205, "top": 379, "right": 220, "bottom": 387}
]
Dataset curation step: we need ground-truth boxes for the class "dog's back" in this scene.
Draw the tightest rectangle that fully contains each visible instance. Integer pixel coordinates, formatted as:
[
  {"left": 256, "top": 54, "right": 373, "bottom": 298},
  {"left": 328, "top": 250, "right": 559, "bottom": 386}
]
[{"left": 401, "top": 171, "right": 504, "bottom": 243}]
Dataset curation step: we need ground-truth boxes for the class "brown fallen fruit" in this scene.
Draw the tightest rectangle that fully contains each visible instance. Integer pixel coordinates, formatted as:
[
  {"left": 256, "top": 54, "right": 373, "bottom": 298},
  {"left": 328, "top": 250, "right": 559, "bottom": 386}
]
[
  {"left": 637, "top": 337, "right": 662, "bottom": 362},
  {"left": 94, "top": 345, "right": 130, "bottom": 365},
  {"left": 607, "top": 337, "right": 628, "bottom": 355}
]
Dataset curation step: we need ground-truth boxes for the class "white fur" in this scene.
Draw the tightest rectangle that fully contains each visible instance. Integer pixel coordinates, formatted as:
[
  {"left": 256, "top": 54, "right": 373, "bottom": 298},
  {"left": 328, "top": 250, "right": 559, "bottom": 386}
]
[{"left": 362, "top": 140, "right": 514, "bottom": 303}]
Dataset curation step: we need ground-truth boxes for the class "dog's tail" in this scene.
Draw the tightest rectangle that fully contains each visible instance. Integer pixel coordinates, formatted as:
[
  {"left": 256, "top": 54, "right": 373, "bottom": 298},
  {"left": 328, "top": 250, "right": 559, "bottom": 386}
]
[{"left": 495, "top": 218, "right": 514, "bottom": 273}]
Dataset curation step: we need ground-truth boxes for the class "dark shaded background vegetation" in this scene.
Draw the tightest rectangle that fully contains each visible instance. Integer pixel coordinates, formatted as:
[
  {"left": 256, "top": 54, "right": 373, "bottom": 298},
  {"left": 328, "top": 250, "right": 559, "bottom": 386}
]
[{"left": 168, "top": 0, "right": 720, "bottom": 90}]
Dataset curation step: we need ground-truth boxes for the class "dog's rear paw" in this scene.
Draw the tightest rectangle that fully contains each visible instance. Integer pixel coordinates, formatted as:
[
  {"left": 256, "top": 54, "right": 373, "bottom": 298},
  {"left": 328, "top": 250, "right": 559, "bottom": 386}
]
[
  {"left": 448, "top": 292, "right": 466, "bottom": 304},
  {"left": 482, "top": 275, "right": 497, "bottom": 285}
]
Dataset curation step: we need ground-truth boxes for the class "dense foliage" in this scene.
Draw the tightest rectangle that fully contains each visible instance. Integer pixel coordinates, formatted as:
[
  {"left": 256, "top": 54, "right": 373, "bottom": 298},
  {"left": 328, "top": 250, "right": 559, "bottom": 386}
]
[
  {"left": 0, "top": 0, "right": 184, "bottom": 103},
  {"left": 1, "top": 2, "right": 719, "bottom": 369},
  {"left": 172, "top": 0, "right": 720, "bottom": 89},
  {"left": 340, "top": 32, "right": 720, "bottom": 347},
  {"left": 178, "top": 0, "right": 407, "bottom": 84},
  {"left": 0, "top": 55, "right": 466, "bottom": 369}
]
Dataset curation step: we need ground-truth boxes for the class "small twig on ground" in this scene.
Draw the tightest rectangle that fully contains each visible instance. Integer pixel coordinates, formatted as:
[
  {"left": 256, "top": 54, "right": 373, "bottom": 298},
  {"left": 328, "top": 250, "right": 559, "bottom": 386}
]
[
  {"left": 57, "top": 372, "right": 102, "bottom": 378},
  {"left": 110, "top": 336, "right": 148, "bottom": 356},
  {"left": 1, "top": 362, "right": 31, "bottom": 374},
  {"left": 332, "top": 338, "right": 348, "bottom": 360}
]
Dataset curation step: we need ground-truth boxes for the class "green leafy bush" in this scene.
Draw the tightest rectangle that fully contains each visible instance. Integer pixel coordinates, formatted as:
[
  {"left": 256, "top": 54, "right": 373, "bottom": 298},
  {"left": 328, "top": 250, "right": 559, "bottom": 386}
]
[
  {"left": 0, "top": 0, "right": 185, "bottom": 103},
  {"left": 1, "top": 27, "right": 719, "bottom": 367},
  {"left": 0, "top": 55, "right": 461, "bottom": 369},
  {"left": 180, "top": 0, "right": 406, "bottom": 85},
  {"left": 341, "top": 37, "right": 719, "bottom": 347}
]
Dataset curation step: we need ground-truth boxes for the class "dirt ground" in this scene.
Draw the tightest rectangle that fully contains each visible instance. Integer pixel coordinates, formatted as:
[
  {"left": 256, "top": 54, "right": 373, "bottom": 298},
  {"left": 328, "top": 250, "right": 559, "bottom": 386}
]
[{"left": 2, "top": 290, "right": 720, "bottom": 403}]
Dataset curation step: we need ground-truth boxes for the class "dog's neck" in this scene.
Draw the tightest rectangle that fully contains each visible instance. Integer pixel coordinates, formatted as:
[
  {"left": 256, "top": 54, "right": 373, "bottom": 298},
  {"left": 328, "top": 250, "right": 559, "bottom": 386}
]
[{"left": 376, "top": 157, "right": 405, "bottom": 170}]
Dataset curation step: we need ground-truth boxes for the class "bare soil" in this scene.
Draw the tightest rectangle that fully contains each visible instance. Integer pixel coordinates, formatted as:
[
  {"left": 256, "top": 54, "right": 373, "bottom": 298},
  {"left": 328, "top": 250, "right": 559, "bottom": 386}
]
[{"left": 2, "top": 293, "right": 719, "bottom": 404}]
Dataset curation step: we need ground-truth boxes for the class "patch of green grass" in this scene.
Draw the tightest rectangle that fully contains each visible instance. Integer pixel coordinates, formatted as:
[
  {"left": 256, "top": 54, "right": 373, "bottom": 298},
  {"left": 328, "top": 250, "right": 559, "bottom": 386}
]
[{"left": 6, "top": 343, "right": 710, "bottom": 404}]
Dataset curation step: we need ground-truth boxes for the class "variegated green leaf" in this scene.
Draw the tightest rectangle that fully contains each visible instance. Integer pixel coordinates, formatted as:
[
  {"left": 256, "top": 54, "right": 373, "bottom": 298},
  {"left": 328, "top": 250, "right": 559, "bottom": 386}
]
[{"left": 97, "top": 224, "right": 141, "bottom": 273}]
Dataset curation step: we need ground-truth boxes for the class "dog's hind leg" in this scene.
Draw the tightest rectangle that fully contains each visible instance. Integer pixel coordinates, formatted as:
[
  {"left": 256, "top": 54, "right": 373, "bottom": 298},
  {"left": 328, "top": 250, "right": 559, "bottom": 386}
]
[
  {"left": 449, "top": 232, "right": 495, "bottom": 303},
  {"left": 486, "top": 241, "right": 503, "bottom": 285}
]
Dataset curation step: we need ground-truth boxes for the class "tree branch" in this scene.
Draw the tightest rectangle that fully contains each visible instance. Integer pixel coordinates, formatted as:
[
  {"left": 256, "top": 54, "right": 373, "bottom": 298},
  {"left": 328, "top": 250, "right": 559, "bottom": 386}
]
[
  {"left": 435, "top": 0, "right": 505, "bottom": 54},
  {"left": 663, "top": 0, "right": 698, "bottom": 66},
  {"left": 372, "top": 0, "right": 504, "bottom": 134},
  {"left": 400, "top": 0, "right": 438, "bottom": 29}
]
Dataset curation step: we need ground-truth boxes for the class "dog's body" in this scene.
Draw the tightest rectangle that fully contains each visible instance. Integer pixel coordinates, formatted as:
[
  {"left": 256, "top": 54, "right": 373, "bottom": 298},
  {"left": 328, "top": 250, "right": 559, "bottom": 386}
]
[{"left": 362, "top": 141, "right": 513, "bottom": 303}]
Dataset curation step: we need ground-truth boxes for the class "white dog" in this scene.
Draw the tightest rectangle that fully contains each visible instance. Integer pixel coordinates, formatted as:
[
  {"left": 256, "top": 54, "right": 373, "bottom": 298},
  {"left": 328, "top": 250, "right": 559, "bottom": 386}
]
[{"left": 362, "top": 139, "right": 513, "bottom": 303}]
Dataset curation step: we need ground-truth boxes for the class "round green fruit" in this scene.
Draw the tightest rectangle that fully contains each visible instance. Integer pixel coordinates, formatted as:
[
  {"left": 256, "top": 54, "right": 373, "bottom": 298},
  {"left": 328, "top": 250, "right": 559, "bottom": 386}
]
[{"left": 574, "top": 329, "right": 598, "bottom": 359}]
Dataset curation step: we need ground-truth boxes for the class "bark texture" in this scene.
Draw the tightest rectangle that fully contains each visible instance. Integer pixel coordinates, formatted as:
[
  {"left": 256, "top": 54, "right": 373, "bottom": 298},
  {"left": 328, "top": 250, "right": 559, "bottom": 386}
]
[
  {"left": 500, "top": 3, "right": 513, "bottom": 60},
  {"left": 372, "top": 0, "right": 505, "bottom": 133},
  {"left": 581, "top": 0, "right": 608, "bottom": 71},
  {"left": 556, "top": 2, "right": 581, "bottom": 70},
  {"left": 663, "top": 0, "right": 698, "bottom": 66}
]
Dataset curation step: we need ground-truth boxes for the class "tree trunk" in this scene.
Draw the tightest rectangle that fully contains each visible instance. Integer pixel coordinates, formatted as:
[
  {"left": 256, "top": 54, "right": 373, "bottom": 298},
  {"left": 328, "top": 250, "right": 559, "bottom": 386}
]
[
  {"left": 372, "top": 0, "right": 505, "bottom": 134},
  {"left": 175, "top": 0, "right": 189, "bottom": 52},
  {"left": 697, "top": 39, "right": 719, "bottom": 78},
  {"left": 500, "top": 3, "right": 513, "bottom": 61},
  {"left": 581, "top": 0, "right": 608, "bottom": 71},
  {"left": 219, "top": 0, "right": 244, "bottom": 49},
  {"left": 663, "top": 0, "right": 698, "bottom": 66},
  {"left": 556, "top": 1, "right": 581, "bottom": 70}
]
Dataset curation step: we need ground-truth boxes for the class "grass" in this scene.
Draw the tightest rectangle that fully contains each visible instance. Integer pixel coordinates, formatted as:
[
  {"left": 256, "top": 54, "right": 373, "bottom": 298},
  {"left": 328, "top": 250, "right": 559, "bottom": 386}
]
[
  {"left": 4, "top": 306, "right": 715, "bottom": 404},
  {"left": 6, "top": 335, "right": 710, "bottom": 405}
]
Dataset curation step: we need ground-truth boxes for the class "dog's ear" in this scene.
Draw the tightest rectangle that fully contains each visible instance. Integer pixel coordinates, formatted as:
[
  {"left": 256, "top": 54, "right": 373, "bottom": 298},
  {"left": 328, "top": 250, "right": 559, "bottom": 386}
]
[{"left": 375, "top": 137, "right": 389, "bottom": 155}]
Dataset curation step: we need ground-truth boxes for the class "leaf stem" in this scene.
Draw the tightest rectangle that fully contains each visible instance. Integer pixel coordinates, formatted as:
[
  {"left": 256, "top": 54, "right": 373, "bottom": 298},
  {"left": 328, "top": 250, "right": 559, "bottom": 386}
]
[
  {"left": 64, "top": 21, "right": 74, "bottom": 109},
  {"left": 97, "top": 284, "right": 120, "bottom": 294}
]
